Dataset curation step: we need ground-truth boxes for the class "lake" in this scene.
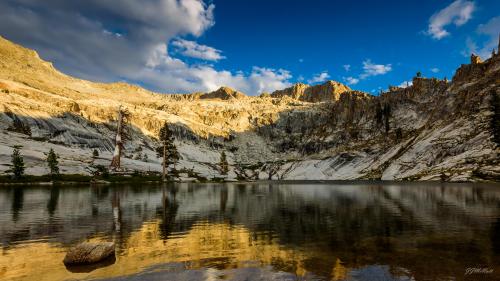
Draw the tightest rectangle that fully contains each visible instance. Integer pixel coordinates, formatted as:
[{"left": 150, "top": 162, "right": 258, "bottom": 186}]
[{"left": 1, "top": 182, "right": 500, "bottom": 280}]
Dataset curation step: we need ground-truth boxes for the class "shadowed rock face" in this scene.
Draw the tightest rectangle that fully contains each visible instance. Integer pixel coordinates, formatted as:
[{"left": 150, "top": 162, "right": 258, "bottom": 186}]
[{"left": 63, "top": 242, "right": 115, "bottom": 265}]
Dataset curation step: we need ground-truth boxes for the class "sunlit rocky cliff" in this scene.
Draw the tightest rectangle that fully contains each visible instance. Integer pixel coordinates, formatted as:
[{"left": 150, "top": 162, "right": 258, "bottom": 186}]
[{"left": 0, "top": 36, "right": 498, "bottom": 181}]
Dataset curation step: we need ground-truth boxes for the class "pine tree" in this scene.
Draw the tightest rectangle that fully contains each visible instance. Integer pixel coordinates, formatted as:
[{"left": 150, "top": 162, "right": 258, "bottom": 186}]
[
  {"left": 166, "top": 140, "right": 180, "bottom": 168},
  {"left": 46, "top": 148, "right": 60, "bottom": 176},
  {"left": 11, "top": 146, "right": 25, "bottom": 179},
  {"left": 219, "top": 151, "right": 229, "bottom": 175},
  {"left": 156, "top": 123, "right": 180, "bottom": 181},
  {"left": 92, "top": 149, "right": 99, "bottom": 158},
  {"left": 142, "top": 153, "right": 148, "bottom": 162},
  {"left": 416, "top": 71, "right": 422, "bottom": 78}
]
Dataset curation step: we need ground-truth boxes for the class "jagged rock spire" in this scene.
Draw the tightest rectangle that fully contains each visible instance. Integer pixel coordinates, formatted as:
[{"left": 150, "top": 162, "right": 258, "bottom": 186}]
[
  {"left": 470, "top": 53, "right": 482, "bottom": 64},
  {"left": 498, "top": 33, "right": 500, "bottom": 54}
]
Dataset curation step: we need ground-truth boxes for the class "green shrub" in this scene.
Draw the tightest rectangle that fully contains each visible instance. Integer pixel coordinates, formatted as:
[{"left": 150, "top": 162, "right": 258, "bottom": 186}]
[
  {"left": 46, "top": 148, "right": 60, "bottom": 176},
  {"left": 11, "top": 146, "right": 25, "bottom": 179}
]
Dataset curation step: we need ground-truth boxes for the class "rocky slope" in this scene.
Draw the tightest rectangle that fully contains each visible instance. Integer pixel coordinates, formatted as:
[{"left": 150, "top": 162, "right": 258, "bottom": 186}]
[{"left": 0, "top": 36, "right": 498, "bottom": 181}]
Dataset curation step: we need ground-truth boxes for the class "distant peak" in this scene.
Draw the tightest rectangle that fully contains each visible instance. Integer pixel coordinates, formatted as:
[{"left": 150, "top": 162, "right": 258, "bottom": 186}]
[
  {"left": 293, "top": 82, "right": 308, "bottom": 87},
  {"left": 217, "top": 86, "right": 237, "bottom": 93},
  {"left": 199, "top": 86, "right": 247, "bottom": 100},
  {"left": 270, "top": 80, "right": 351, "bottom": 102},
  {"left": 323, "top": 80, "right": 342, "bottom": 85}
]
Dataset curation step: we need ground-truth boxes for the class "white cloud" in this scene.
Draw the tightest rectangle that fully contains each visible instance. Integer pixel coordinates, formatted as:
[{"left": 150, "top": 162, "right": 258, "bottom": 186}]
[
  {"left": 343, "top": 64, "right": 351, "bottom": 71},
  {"left": 133, "top": 37, "right": 292, "bottom": 96},
  {"left": 430, "top": 67, "right": 440, "bottom": 73},
  {"left": 398, "top": 80, "right": 413, "bottom": 88},
  {"left": 146, "top": 44, "right": 186, "bottom": 69},
  {"left": 298, "top": 58, "right": 304, "bottom": 63},
  {"left": 340, "top": 60, "right": 392, "bottom": 86},
  {"left": 344, "top": 76, "right": 359, "bottom": 85},
  {"left": 171, "top": 38, "right": 224, "bottom": 61},
  {"left": 140, "top": 39, "right": 292, "bottom": 95},
  {"left": 137, "top": 44, "right": 292, "bottom": 95},
  {"left": 103, "top": 30, "right": 123, "bottom": 38},
  {"left": 359, "top": 60, "right": 392, "bottom": 79},
  {"left": 427, "top": 0, "right": 475, "bottom": 40},
  {"left": 248, "top": 67, "right": 292, "bottom": 94},
  {"left": 307, "top": 71, "right": 330, "bottom": 84}
]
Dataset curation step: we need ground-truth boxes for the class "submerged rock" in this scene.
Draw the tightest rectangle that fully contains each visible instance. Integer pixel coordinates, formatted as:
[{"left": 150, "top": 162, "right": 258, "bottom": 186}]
[
  {"left": 63, "top": 242, "right": 115, "bottom": 265},
  {"left": 90, "top": 179, "right": 111, "bottom": 185}
]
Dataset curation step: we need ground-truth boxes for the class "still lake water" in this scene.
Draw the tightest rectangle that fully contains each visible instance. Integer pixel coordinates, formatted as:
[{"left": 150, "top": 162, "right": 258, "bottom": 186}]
[{"left": 1, "top": 182, "right": 500, "bottom": 281}]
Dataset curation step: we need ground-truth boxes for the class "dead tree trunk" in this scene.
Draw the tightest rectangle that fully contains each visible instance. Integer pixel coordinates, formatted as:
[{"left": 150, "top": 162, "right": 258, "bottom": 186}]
[{"left": 110, "top": 106, "right": 129, "bottom": 171}]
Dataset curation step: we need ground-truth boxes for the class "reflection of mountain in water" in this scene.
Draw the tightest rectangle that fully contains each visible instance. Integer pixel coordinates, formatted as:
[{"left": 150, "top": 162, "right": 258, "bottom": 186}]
[{"left": 1, "top": 183, "right": 500, "bottom": 280}]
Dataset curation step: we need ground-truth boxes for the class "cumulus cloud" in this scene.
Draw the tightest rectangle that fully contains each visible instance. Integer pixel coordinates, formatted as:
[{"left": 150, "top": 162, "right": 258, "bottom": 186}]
[
  {"left": 142, "top": 45, "right": 292, "bottom": 94},
  {"left": 136, "top": 52, "right": 292, "bottom": 94},
  {"left": 171, "top": 38, "right": 224, "bottom": 61},
  {"left": 343, "top": 64, "right": 351, "bottom": 71},
  {"left": 308, "top": 71, "right": 330, "bottom": 84},
  {"left": 0, "top": 0, "right": 293, "bottom": 95},
  {"left": 344, "top": 76, "right": 359, "bottom": 85},
  {"left": 248, "top": 67, "right": 293, "bottom": 94},
  {"left": 359, "top": 60, "right": 392, "bottom": 79},
  {"left": 0, "top": 0, "right": 216, "bottom": 80},
  {"left": 341, "top": 60, "right": 391, "bottom": 86},
  {"left": 427, "top": 0, "right": 475, "bottom": 40},
  {"left": 430, "top": 67, "right": 440, "bottom": 73}
]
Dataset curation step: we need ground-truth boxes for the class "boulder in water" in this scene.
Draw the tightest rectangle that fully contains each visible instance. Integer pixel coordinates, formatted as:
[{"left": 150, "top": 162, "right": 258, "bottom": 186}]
[{"left": 63, "top": 242, "right": 115, "bottom": 265}]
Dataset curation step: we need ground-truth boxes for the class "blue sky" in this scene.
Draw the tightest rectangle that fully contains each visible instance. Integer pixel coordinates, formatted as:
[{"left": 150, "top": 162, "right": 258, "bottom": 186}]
[{"left": 0, "top": 0, "right": 499, "bottom": 95}]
